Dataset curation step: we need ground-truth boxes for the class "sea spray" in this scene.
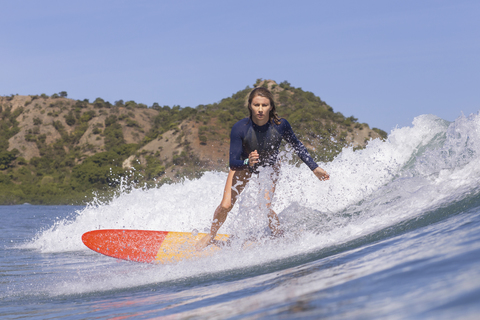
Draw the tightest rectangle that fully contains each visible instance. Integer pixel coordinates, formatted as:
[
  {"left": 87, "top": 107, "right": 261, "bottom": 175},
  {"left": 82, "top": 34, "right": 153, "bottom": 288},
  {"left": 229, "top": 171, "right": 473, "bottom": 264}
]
[{"left": 24, "top": 112, "right": 480, "bottom": 274}]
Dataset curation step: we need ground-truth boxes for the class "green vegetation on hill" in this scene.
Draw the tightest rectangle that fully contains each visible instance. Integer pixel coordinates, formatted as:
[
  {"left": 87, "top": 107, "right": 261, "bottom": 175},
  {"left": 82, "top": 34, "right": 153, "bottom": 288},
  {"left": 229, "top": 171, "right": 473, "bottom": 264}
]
[
  {"left": 0, "top": 80, "right": 387, "bottom": 205},
  {"left": 0, "top": 104, "right": 22, "bottom": 170},
  {"left": 144, "top": 105, "right": 197, "bottom": 144}
]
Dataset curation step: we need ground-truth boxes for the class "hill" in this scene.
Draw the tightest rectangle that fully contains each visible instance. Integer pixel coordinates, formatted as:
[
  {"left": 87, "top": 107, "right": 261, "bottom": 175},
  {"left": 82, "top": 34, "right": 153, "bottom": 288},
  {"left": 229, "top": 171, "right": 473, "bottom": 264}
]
[{"left": 0, "top": 79, "right": 387, "bottom": 204}]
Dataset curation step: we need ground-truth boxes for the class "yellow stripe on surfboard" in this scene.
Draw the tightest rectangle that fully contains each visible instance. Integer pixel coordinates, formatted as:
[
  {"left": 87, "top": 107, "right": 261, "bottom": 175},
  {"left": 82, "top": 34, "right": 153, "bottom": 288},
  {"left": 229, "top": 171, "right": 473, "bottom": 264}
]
[{"left": 155, "top": 232, "right": 230, "bottom": 264}]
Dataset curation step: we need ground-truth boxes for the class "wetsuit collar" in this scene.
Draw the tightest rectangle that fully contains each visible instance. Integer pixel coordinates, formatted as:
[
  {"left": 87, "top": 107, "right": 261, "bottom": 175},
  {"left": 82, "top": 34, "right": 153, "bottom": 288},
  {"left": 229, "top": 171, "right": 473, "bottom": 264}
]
[{"left": 250, "top": 117, "right": 271, "bottom": 130}]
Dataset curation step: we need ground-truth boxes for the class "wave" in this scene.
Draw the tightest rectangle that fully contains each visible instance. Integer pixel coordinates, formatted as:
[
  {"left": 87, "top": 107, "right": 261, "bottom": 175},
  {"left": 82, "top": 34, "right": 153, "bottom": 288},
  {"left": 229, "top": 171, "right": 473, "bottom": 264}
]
[{"left": 23, "top": 112, "right": 480, "bottom": 267}]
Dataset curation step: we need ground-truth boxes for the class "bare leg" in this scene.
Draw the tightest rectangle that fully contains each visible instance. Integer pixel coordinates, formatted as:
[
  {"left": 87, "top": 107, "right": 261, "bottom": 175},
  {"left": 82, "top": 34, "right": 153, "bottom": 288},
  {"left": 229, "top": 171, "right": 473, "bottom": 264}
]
[
  {"left": 267, "top": 207, "right": 281, "bottom": 236},
  {"left": 264, "top": 164, "right": 282, "bottom": 236},
  {"left": 196, "top": 168, "right": 251, "bottom": 250}
]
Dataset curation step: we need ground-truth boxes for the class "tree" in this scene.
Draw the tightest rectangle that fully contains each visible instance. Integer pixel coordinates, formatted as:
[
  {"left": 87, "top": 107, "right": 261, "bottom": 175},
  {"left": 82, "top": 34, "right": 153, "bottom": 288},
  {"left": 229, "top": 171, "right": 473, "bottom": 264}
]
[
  {"left": 64, "top": 111, "right": 76, "bottom": 126},
  {"left": 0, "top": 149, "right": 19, "bottom": 170}
]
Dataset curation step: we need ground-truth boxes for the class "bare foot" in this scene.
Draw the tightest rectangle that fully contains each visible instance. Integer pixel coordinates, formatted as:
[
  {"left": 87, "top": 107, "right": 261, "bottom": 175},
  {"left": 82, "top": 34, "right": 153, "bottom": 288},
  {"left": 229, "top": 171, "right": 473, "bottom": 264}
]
[
  {"left": 271, "top": 229, "right": 285, "bottom": 238},
  {"left": 195, "top": 234, "right": 213, "bottom": 251}
]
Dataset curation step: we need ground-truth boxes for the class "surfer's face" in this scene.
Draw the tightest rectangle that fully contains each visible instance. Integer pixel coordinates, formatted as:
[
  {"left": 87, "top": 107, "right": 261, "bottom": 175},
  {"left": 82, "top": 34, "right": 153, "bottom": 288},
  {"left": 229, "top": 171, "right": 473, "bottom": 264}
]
[{"left": 250, "top": 96, "right": 272, "bottom": 126}]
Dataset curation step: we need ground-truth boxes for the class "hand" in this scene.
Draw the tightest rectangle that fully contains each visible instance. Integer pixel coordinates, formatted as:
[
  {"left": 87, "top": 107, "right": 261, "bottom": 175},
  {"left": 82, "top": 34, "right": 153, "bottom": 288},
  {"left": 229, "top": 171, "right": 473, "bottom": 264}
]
[
  {"left": 248, "top": 150, "right": 260, "bottom": 166},
  {"left": 195, "top": 233, "right": 214, "bottom": 251},
  {"left": 313, "top": 167, "right": 329, "bottom": 181}
]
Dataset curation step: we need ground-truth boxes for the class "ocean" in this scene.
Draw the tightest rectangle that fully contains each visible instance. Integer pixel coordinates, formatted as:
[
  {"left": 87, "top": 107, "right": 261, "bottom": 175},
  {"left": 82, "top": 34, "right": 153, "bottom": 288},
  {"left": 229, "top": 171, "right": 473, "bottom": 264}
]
[{"left": 1, "top": 113, "right": 480, "bottom": 319}]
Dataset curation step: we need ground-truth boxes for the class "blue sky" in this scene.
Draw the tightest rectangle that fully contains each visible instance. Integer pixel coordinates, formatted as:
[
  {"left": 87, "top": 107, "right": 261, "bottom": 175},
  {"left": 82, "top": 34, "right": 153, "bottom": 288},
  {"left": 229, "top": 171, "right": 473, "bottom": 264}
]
[{"left": 1, "top": 0, "right": 479, "bottom": 132}]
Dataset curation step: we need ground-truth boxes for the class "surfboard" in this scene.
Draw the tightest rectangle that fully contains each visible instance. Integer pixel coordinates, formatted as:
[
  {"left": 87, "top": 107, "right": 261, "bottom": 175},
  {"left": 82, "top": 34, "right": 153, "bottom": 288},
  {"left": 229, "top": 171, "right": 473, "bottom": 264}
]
[{"left": 81, "top": 229, "right": 231, "bottom": 264}]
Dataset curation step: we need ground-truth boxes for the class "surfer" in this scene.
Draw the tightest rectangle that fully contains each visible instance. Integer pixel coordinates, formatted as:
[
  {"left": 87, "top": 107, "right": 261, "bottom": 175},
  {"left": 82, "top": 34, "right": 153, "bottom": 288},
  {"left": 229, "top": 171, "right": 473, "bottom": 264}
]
[{"left": 195, "top": 86, "right": 329, "bottom": 251}]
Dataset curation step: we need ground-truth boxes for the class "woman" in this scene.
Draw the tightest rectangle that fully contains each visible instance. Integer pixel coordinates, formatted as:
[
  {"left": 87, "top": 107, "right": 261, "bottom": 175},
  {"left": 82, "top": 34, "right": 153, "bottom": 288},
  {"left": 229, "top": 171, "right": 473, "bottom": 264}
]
[{"left": 195, "top": 87, "right": 329, "bottom": 251}]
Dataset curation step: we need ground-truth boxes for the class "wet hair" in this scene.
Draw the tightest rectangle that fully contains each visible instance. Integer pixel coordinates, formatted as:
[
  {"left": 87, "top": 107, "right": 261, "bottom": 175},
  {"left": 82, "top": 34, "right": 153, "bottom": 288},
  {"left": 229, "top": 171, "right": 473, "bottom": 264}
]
[{"left": 247, "top": 87, "right": 281, "bottom": 125}]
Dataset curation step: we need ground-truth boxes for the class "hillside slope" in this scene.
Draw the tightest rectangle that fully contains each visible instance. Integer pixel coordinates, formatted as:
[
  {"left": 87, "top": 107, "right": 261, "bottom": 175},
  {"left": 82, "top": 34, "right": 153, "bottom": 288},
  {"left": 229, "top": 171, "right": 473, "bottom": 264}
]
[{"left": 0, "top": 80, "right": 387, "bottom": 204}]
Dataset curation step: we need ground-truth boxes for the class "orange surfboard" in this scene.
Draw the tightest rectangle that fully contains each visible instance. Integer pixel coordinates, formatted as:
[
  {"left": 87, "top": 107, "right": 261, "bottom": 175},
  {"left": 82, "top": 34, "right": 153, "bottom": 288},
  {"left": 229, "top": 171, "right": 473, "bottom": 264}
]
[{"left": 81, "top": 229, "right": 231, "bottom": 264}]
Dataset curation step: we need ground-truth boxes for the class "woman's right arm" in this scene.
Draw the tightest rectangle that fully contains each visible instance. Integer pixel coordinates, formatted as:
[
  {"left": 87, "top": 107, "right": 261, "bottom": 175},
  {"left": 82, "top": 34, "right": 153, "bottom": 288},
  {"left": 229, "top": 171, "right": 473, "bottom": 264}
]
[{"left": 229, "top": 122, "right": 248, "bottom": 169}]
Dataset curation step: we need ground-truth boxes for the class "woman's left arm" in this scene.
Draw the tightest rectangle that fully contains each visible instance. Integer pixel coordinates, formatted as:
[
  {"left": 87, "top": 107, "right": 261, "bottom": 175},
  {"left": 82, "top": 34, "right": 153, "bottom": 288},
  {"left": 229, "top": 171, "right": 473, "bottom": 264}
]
[
  {"left": 313, "top": 166, "right": 329, "bottom": 181},
  {"left": 282, "top": 120, "right": 329, "bottom": 181}
]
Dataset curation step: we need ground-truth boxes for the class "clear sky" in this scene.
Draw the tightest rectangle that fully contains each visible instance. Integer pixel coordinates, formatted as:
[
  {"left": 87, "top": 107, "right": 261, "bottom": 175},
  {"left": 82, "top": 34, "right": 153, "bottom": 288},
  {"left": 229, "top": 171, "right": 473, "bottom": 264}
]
[{"left": 1, "top": 0, "right": 479, "bottom": 132}]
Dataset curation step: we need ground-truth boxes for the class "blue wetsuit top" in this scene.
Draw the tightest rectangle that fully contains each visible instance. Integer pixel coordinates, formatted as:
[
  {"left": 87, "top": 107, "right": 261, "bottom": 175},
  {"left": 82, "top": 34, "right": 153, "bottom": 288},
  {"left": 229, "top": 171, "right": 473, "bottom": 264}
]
[{"left": 229, "top": 118, "right": 319, "bottom": 172}]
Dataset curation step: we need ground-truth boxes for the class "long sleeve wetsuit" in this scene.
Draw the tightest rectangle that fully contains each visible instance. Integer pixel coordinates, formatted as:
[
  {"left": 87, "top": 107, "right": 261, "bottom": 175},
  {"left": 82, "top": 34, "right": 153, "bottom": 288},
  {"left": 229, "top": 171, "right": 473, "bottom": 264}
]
[{"left": 229, "top": 118, "right": 319, "bottom": 172}]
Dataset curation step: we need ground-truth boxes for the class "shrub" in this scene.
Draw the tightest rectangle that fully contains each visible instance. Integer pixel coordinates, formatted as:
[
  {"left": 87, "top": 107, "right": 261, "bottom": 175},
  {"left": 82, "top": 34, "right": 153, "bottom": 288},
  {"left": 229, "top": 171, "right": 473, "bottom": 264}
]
[
  {"left": 125, "top": 101, "right": 137, "bottom": 109},
  {"left": 80, "top": 110, "right": 96, "bottom": 122},
  {"left": 16, "top": 157, "right": 27, "bottom": 165},
  {"left": 74, "top": 100, "right": 88, "bottom": 109},
  {"left": 373, "top": 128, "right": 388, "bottom": 140},
  {"left": 65, "top": 111, "right": 76, "bottom": 126},
  {"left": 0, "top": 149, "right": 19, "bottom": 169},
  {"left": 94, "top": 98, "right": 106, "bottom": 108},
  {"left": 104, "top": 115, "right": 117, "bottom": 127},
  {"left": 126, "top": 119, "right": 139, "bottom": 127},
  {"left": 104, "top": 123, "right": 124, "bottom": 151},
  {"left": 25, "top": 134, "right": 36, "bottom": 142}
]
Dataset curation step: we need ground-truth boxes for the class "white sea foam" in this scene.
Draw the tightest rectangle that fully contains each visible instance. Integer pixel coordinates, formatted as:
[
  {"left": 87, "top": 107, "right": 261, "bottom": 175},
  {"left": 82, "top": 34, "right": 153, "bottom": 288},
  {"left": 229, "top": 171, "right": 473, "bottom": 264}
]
[{"left": 22, "top": 112, "right": 480, "bottom": 295}]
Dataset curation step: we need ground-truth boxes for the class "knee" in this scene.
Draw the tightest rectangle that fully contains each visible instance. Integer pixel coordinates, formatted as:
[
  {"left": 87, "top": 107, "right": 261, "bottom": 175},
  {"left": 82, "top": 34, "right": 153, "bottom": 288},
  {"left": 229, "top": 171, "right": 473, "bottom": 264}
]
[
  {"left": 257, "top": 201, "right": 272, "bottom": 211},
  {"left": 219, "top": 202, "right": 234, "bottom": 212}
]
